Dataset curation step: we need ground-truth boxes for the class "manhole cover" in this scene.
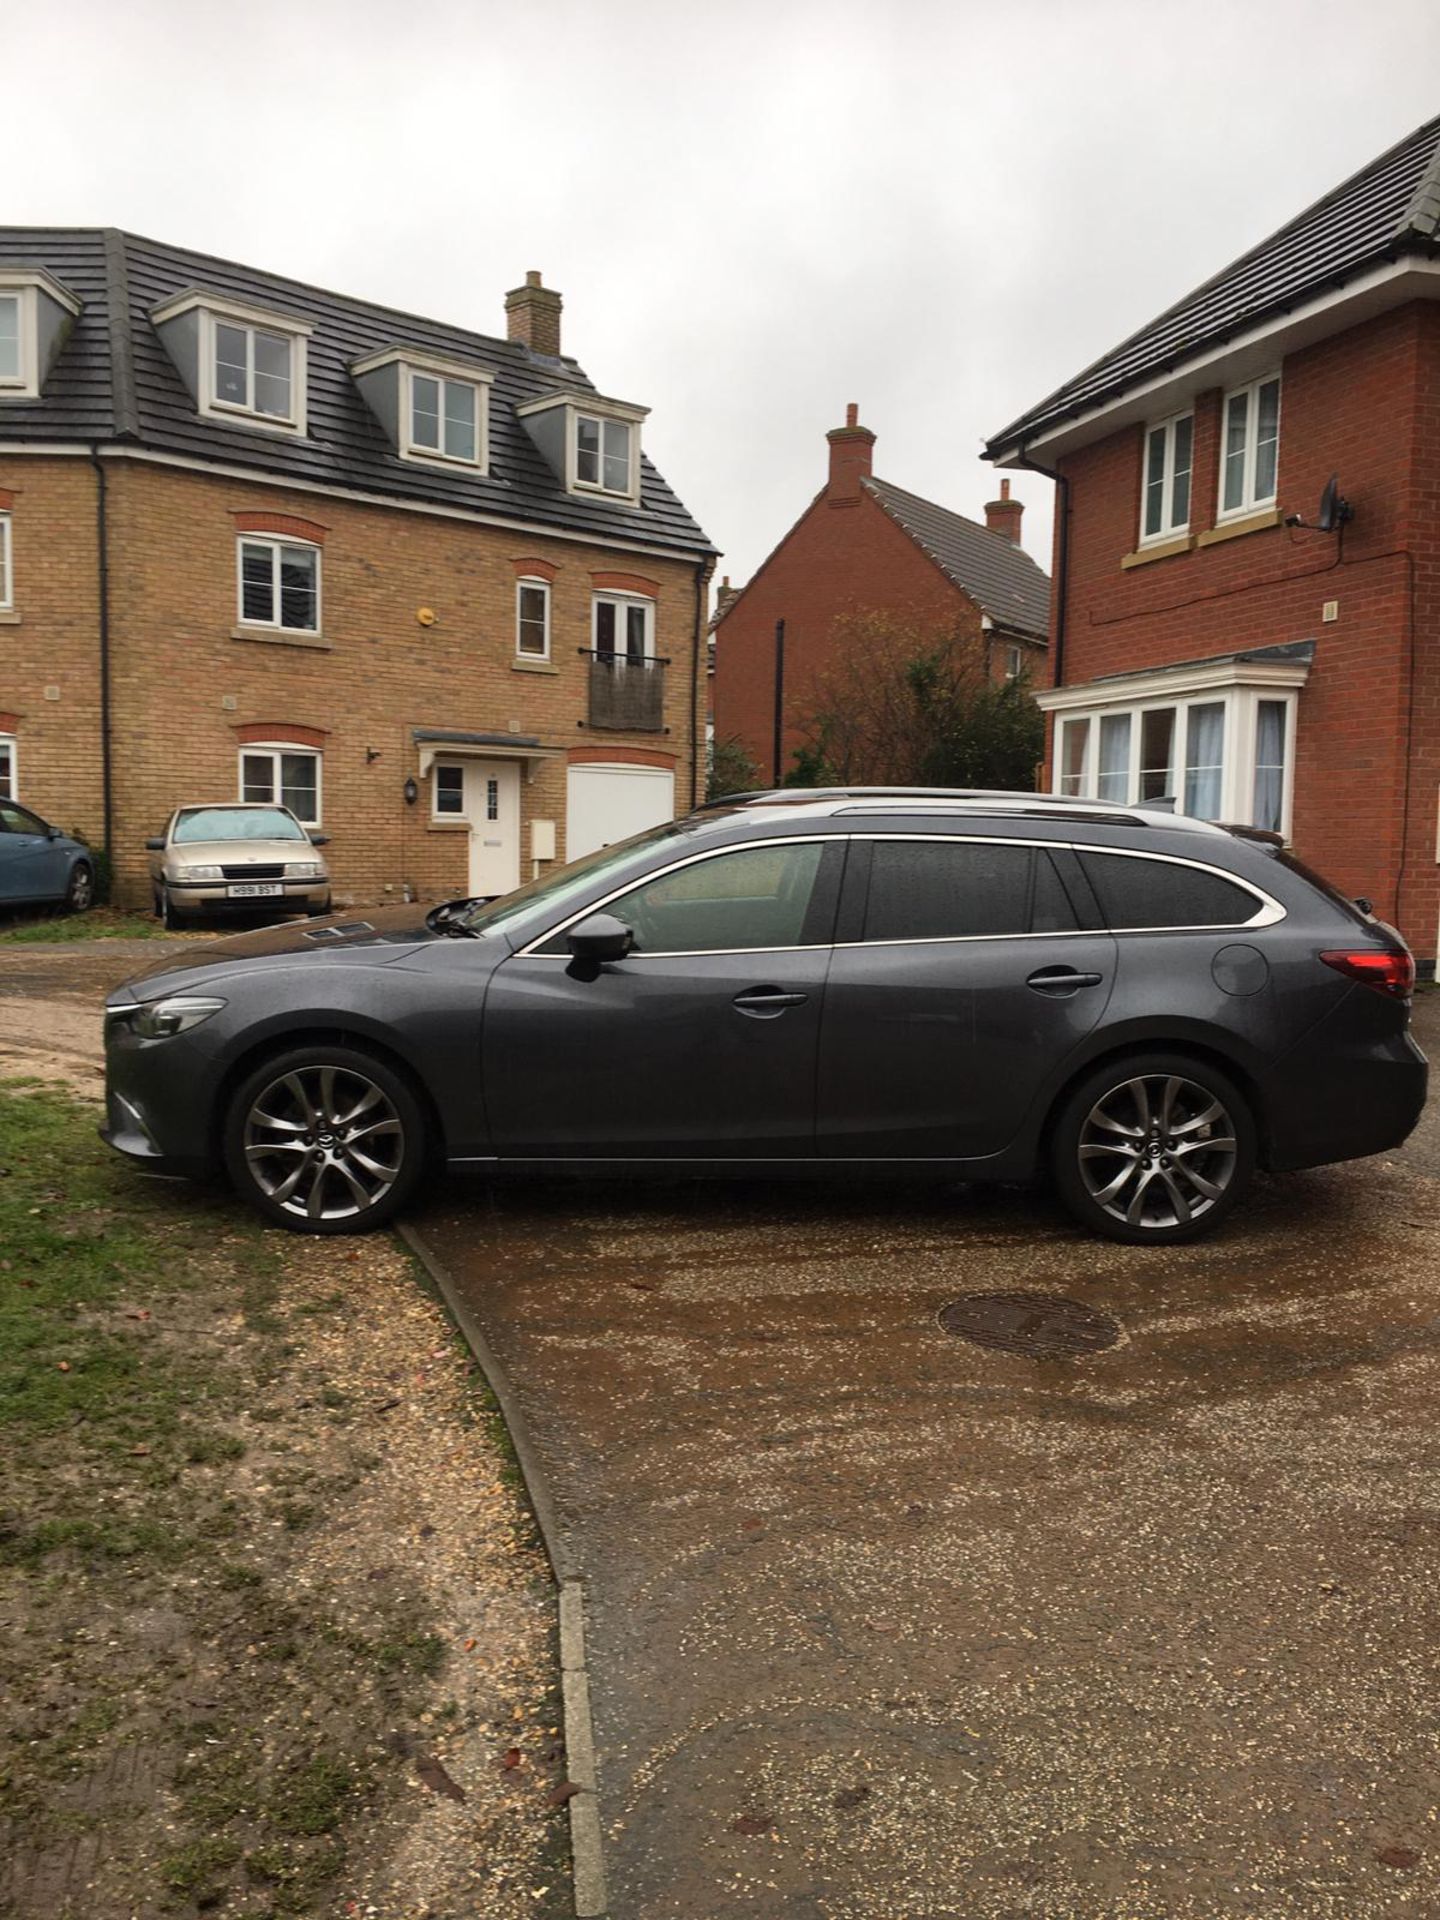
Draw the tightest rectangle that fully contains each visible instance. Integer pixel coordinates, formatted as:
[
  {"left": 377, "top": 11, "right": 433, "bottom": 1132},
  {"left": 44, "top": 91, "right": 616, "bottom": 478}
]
[{"left": 939, "top": 1291, "right": 1121, "bottom": 1357}]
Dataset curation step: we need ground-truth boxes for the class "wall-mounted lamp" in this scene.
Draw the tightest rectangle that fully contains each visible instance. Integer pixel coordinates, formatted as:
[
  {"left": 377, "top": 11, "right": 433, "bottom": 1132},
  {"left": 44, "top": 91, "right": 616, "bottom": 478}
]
[
  {"left": 403, "top": 777, "right": 419, "bottom": 806},
  {"left": 366, "top": 747, "right": 382, "bottom": 764}
]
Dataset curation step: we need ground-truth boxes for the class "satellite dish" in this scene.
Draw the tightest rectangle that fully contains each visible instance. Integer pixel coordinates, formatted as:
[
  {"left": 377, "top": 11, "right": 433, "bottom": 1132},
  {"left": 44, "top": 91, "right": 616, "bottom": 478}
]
[{"left": 1317, "top": 473, "right": 1353, "bottom": 532}]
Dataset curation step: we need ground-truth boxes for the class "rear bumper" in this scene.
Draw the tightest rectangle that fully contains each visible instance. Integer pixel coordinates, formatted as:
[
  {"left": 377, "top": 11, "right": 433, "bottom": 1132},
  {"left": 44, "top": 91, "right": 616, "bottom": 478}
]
[{"left": 1264, "top": 1022, "right": 1427, "bottom": 1172}]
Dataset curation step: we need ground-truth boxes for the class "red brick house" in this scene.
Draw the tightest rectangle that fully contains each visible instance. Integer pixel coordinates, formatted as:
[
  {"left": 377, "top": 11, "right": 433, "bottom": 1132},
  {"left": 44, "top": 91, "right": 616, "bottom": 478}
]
[
  {"left": 985, "top": 114, "right": 1440, "bottom": 965},
  {"left": 712, "top": 407, "right": 1048, "bottom": 781},
  {"left": 0, "top": 230, "right": 714, "bottom": 910}
]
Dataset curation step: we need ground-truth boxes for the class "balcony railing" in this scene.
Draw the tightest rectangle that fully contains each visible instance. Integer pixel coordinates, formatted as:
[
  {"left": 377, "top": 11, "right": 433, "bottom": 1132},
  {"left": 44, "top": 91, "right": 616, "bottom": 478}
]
[{"left": 582, "top": 648, "right": 668, "bottom": 732}]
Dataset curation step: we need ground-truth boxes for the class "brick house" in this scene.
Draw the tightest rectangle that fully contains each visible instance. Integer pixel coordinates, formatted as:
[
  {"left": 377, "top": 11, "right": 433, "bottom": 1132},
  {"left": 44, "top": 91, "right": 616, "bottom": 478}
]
[
  {"left": 0, "top": 229, "right": 714, "bottom": 909},
  {"left": 711, "top": 406, "right": 1048, "bottom": 782},
  {"left": 985, "top": 114, "right": 1440, "bottom": 964}
]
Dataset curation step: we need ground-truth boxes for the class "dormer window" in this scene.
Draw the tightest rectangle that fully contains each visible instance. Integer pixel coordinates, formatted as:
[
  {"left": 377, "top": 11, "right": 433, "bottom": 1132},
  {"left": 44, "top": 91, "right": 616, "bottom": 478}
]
[
  {"left": 576, "top": 413, "right": 632, "bottom": 496},
  {"left": 0, "top": 269, "right": 83, "bottom": 401},
  {"left": 350, "top": 348, "right": 493, "bottom": 471},
  {"left": 515, "top": 391, "right": 647, "bottom": 505},
  {"left": 151, "top": 289, "right": 312, "bottom": 435}
]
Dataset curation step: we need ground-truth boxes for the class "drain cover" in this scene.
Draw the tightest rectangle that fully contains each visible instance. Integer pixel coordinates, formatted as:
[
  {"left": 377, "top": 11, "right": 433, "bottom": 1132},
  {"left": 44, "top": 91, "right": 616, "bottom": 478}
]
[{"left": 939, "top": 1291, "right": 1121, "bottom": 1357}]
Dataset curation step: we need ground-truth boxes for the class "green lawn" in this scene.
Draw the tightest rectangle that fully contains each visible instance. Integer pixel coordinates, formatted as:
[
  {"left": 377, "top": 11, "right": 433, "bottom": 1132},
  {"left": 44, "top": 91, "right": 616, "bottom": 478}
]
[{"left": 0, "top": 906, "right": 171, "bottom": 943}]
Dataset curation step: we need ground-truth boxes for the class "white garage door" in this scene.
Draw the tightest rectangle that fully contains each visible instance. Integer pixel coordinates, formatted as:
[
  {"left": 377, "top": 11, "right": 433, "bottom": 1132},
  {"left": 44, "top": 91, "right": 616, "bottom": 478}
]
[{"left": 566, "top": 763, "right": 675, "bottom": 860}]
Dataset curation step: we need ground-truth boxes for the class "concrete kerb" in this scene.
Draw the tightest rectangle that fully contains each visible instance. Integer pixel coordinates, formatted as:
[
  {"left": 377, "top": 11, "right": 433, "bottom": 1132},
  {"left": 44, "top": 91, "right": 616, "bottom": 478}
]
[{"left": 397, "top": 1221, "right": 610, "bottom": 1920}]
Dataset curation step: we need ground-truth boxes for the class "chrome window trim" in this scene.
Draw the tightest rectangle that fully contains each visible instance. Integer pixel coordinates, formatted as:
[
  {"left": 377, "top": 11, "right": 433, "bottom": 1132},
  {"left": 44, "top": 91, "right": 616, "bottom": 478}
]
[{"left": 512, "top": 830, "right": 1285, "bottom": 959}]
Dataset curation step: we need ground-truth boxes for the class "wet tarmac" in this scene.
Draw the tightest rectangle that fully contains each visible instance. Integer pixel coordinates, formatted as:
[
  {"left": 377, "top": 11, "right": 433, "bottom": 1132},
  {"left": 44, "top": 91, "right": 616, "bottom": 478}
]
[{"left": 418, "top": 993, "right": 1440, "bottom": 1919}]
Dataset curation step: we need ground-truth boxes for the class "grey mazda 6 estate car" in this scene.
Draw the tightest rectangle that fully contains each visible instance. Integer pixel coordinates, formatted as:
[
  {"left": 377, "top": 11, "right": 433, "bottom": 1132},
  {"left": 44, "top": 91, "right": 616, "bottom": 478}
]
[{"left": 101, "top": 788, "right": 1426, "bottom": 1244}]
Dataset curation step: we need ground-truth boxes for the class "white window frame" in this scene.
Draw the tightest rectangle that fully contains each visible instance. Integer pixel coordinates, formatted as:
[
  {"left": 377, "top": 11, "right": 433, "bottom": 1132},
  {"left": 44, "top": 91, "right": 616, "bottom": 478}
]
[
  {"left": 574, "top": 412, "right": 638, "bottom": 500},
  {"left": 432, "top": 762, "right": 466, "bottom": 819},
  {"left": 515, "top": 394, "right": 648, "bottom": 506},
  {"left": 1045, "top": 684, "right": 1300, "bottom": 839},
  {"left": 516, "top": 576, "right": 552, "bottom": 660},
  {"left": 401, "top": 362, "right": 490, "bottom": 470},
  {"left": 237, "top": 744, "right": 323, "bottom": 828},
  {"left": 0, "top": 511, "right": 12, "bottom": 611},
  {"left": 592, "top": 591, "right": 655, "bottom": 661},
  {"left": 0, "top": 270, "right": 82, "bottom": 400},
  {"left": 0, "top": 733, "right": 15, "bottom": 801},
  {"left": 236, "top": 536, "right": 322, "bottom": 635},
  {"left": 1139, "top": 408, "right": 1194, "bottom": 544},
  {"left": 1217, "top": 373, "right": 1281, "bottom": 521},
  {"left": 1004, "top": 643, "right": 1023, "bottom": 682},
  {"left": 152, "top": 292, "right": 311, "bottom": 434}
]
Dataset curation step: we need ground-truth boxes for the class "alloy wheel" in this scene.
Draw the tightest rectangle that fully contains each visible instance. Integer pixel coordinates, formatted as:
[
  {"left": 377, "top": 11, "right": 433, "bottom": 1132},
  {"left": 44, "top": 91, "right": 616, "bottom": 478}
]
[
  {"left": 68, "top": 864, "right": 93, "bottom": 911},
  {"left": 242, "top": 1064, "right": 405, "bottom": 1222},
  {"left": 1077, "top": 1073, "right": 1238, "bottom": 1231}
]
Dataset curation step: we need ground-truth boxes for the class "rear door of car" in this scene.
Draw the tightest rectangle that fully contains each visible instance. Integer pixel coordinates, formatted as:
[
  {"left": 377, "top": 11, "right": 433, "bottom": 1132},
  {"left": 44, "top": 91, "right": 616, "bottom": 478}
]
[
  {"left": 481, "top": 836, "right": 844, "bottom": 1158},
  {"left": 815, "top": 833, "right": 1117, "bottom": 1159}
]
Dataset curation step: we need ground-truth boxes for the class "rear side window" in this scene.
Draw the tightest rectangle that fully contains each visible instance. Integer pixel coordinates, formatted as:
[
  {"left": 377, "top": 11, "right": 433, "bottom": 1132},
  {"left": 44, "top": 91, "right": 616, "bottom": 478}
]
[
  {"left": 1079, "top": 850, "right": 1260, "bottom": 930},
  {"left": 862, "top": 841, "right": 1079, "bottom": 941}
]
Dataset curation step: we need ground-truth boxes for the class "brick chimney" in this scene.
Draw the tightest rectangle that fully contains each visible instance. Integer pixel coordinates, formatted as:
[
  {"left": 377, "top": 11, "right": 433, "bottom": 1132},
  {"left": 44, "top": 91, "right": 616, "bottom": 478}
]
[
  {"left": 826, "top": 402, "right": 876, "bottom": 505},
  {"left": 985, "top": 477, "right": 1024, "bottom": 546},
  {"left": 505, "top": 270, "right": 563, "bottom": 357}
]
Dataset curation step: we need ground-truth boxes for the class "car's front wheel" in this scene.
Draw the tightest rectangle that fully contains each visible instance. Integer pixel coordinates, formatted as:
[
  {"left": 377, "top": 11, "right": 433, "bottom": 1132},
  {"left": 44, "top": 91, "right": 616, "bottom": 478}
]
[
  {"left": 223, "top": 1044, "right": 426, "bottom": 1234},
  {"left": 64, "top": 860, "right": 94, "bottom": 914},
  {"left": 1051, "top": 1052, "right": 1255, "bottom": 1244}
]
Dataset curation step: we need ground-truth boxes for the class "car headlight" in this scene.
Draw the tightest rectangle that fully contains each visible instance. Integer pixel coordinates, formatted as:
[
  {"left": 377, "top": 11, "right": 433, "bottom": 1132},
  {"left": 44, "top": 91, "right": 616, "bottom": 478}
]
[
  {"left": 129, "top": 996, "right": 227, "bottom": 1039},
  {"left": 284, "top": 862, "right": 326, "bottom": 879},
  {"left": 180, "top": 864, "right": 225, "bottom": 882}
]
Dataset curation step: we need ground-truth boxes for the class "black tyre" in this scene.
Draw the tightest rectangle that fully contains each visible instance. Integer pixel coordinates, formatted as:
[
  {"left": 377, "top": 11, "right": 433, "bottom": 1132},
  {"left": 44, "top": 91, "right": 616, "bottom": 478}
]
[
  {"left": 1051, "top": 1051, "right": 1256, "bottom": 1244},
  {"left": 223, "top": 1043, "right": 426, "bottom": 1235},
  {"left": 160, "top": 887, "right": 186, "bottom": 931},
  {"left": 63, "top": 861, "right": 94, "bottom": 914}
]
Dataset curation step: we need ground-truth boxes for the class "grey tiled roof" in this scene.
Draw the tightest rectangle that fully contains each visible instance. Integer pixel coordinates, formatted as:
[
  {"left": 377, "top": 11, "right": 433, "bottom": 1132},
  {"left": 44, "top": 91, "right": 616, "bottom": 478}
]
[
  {"left": 0, "top": 228, "right": 714, "bottom": 557},
  {"left": 864, "top": 477, "right": 1050, "bottom": 638},
  {"left": 987, "top": 113, "right": 1440, "bottom": 458}
]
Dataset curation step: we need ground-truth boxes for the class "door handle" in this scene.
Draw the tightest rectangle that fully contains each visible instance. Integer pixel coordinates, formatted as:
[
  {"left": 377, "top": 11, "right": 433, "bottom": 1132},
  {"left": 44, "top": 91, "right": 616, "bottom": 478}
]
[
  {"left": 733, "top": 987, "right": 809, "bottom": 1018},
  {"left": 1027, "top": 966, "right": 1104, "bottom": 995}
]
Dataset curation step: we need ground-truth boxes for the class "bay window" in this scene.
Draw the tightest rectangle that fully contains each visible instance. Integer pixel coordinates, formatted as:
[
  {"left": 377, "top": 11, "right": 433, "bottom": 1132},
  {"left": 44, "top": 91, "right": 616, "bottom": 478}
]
[{"left": 1219, "top": 374, "right": 1281, "bottom": 518}]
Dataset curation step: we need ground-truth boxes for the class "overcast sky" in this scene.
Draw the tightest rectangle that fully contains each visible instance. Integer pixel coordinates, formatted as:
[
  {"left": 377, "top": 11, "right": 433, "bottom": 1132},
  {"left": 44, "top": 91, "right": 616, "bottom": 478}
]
[{"left": 13, "top": 1, "right": 1440, "bottom": 587}]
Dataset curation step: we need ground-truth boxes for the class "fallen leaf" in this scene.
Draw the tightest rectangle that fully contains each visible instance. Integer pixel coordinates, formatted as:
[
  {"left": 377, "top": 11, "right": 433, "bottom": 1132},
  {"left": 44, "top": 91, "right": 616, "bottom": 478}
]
[
  {"left": 56, "top": 1361, "right": 70, "bottom": 1374},
  {"left": 834, "top": 1785, "right": 871, "bottom": 1810},
  {"left": 500, "top": 1747, "right": 524, "bottom": 1770},
  {"left": 729, "top": 1813, "right": 773, "bottom": 1835},
  {"left": 1376, "top": 1846, "right": 1420, "bottom": 1870},
  {"left": 548, "top": 1781, "right": 581, "bottom": 1808},
  {"left": 863, "top": 1615, "right": 897, "bottom": 1633},
  {"left": 414, "top": 1753, "right": 466, "bottom": 1802},
  {"left": 129, "top": 1445, "right": 151, "bottom": 1457},
  {"left": 741, "top": 1518, "right": 763, "bottom": 1532},
  {"left": 463, "top": 1637, "right": 477, "bottom": 1651}
]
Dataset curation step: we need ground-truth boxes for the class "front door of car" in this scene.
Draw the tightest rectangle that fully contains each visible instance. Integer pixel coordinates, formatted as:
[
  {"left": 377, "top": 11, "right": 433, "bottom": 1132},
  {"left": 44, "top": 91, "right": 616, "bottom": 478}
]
[
  {"left": 816, "top": 837, "right": 1116, "bottom": 1159},
  {"left": 482, "top": 838, "right": 844, "bottom": 1158},
  {"left": 0, "top": 803, "right": 66, "bottom": 902}
]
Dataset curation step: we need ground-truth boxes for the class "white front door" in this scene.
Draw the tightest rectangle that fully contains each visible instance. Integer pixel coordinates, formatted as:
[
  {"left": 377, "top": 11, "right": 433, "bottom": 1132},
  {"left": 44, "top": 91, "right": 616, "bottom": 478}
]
[
  {"left": 566, "top": 763, "right": 675, "bottom": 860},
  {"left": 466, "top": 759, "right": 522, "bottom": 898}
]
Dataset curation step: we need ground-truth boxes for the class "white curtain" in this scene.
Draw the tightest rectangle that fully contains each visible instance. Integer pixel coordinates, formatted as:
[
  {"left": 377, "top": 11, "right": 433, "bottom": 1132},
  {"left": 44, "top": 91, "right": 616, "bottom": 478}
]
[
  {"left": 1252, "top": 700, "right": 1286, "bottom": 832},
  {"left": 1097, "top": 713, "right": 1131, "bottom": 803},
  {"left": 1184, "top": 703, "right": 1225, "bottom": 820}
]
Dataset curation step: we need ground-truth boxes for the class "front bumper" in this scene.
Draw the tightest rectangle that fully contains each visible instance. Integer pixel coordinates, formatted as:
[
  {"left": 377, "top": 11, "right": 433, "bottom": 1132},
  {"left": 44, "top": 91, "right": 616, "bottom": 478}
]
[
  {"left": 101, "top": 1018, "right": 219, "bottom": 1178},
  {"left": 164, "top": 880, "right": 330, "bottom": 917}
]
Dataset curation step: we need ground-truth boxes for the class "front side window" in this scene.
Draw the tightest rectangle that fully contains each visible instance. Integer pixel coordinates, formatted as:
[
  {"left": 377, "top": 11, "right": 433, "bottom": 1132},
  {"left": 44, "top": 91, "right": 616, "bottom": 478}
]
[
  {"left": 213, "top": 320, "right": 295, "bottom": 421},
  {"left": 1220, "top": 375, "right": 1281, "bottom": 518},
  {"left": 434, "top": 764, "right": 465, "bottom": 816},
  {"left": 594, "top": 593, "right": 652, "bottom": 661},
  {"left": 0, "top": 512, "right": 11, "bottom": 610},
  {"left": 238, "top": 538, "right": 320, "bottom": 632},
  {"left": 517, "top": 579, "right": 551, "bottom": 658},
  {"left": 1141, "top": 411, "right": 1193, "bottom": 541},
  {"left": 576, "top": 414, "right": 632, "bottom": 495},
  {"left": 409, "top": 372, "right": 479, "bottom": 464},
  {"left": 0, "top": 294, "right": 20, "bottom": 386},
  {"left": 239, "top": 749, "right": 321, "bottom": 826},
  {"left": 608, "top": 841, "right": 830, "bottom": 954},
  {"left": 862, "top": 841, "right": 1077, "bottom": 942},
  {"left": 0, "top": 735, "right": 14, "bottom": 800}
]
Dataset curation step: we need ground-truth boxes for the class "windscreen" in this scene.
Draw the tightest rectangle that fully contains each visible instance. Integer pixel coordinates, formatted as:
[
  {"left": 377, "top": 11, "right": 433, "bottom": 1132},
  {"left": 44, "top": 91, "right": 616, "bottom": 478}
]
[{"left": 173, "top": 808, "right": 307, "bottom": 844}]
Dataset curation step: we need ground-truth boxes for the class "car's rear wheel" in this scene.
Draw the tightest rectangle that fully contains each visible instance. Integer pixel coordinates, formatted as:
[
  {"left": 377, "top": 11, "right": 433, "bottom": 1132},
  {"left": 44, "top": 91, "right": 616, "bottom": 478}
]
[
  {"left": 223, "top": 1044, "right": 426, "bottom": 1235},
  {"left": 64, "top": 861, "right": 94, "bottom": 914},
  {"left": 1051, "top": 1051, "right": 1255, "bottom": 1244}
]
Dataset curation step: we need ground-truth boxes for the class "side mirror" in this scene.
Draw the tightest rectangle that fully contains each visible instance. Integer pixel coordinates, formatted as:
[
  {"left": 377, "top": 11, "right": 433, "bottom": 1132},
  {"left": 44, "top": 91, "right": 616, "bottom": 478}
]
[
  {"left": 145, "top": 837, "right": 166, "bottom": 851},
  {"left": 310, "top": 834, "right": 330, "bottom": 847},
  {"left": 567, "top": 913, "right": 634, "bottom": 963},
  {"left": 47, "top": 826, "right": 62, "bottom": 840}
]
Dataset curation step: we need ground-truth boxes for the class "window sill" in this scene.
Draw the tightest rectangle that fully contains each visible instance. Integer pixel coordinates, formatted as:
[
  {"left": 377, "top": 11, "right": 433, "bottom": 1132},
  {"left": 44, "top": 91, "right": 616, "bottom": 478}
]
[
  {"left": 231, "top": 625, "right": 332, "bottom": 651},
  {"left": 512, "top": 657, "right": 559, "bottom": 674},
  {"left": 1121, "top": 533, "right": 1194, "bottom": 570},
  {"left": 427, "top": 820, "right": 471, "bottom": 832},
  {"left": 1196, "top": 506, "right": 1283, "bottom": 548},
  {"left": 0, "top": 610, "right": 20, "bottom": 625}
]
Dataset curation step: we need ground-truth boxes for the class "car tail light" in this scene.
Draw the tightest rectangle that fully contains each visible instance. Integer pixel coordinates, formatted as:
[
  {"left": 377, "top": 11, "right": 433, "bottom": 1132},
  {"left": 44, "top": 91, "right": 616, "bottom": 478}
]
[{"left": 1320, "top": 948, "right": 1415, "bottom": 998}]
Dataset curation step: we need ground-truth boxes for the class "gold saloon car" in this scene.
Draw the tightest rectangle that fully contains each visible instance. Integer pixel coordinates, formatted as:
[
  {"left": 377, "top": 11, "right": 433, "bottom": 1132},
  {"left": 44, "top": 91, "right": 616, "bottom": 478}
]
[{"left": 147, "top": 803, "right": 331, "bottom": 929}]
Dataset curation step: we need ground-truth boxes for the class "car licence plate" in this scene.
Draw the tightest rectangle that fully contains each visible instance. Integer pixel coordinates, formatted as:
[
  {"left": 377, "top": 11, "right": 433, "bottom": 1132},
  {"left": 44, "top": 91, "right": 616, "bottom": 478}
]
[{"left": 226, "top": 882, "right": 284, "bottom": 898}]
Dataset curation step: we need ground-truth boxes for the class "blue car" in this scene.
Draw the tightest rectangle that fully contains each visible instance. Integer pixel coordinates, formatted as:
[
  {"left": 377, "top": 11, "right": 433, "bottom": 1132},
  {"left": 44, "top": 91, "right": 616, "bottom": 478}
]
[{"left": 0, "top": 799, "right": 95, "bottom": 914}]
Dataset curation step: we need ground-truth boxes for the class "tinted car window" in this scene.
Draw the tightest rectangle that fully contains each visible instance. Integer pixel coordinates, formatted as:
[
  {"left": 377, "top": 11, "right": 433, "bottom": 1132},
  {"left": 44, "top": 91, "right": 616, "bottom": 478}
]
[
  {"left": 862, "top": 841, "right": 1077, "bottom": 941},
  {"left": 603, "top": 841, "right": 829, "bottom": 954},
  {"left": 1079, "top": 851, "right": 1259, "bottom": 929}
]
